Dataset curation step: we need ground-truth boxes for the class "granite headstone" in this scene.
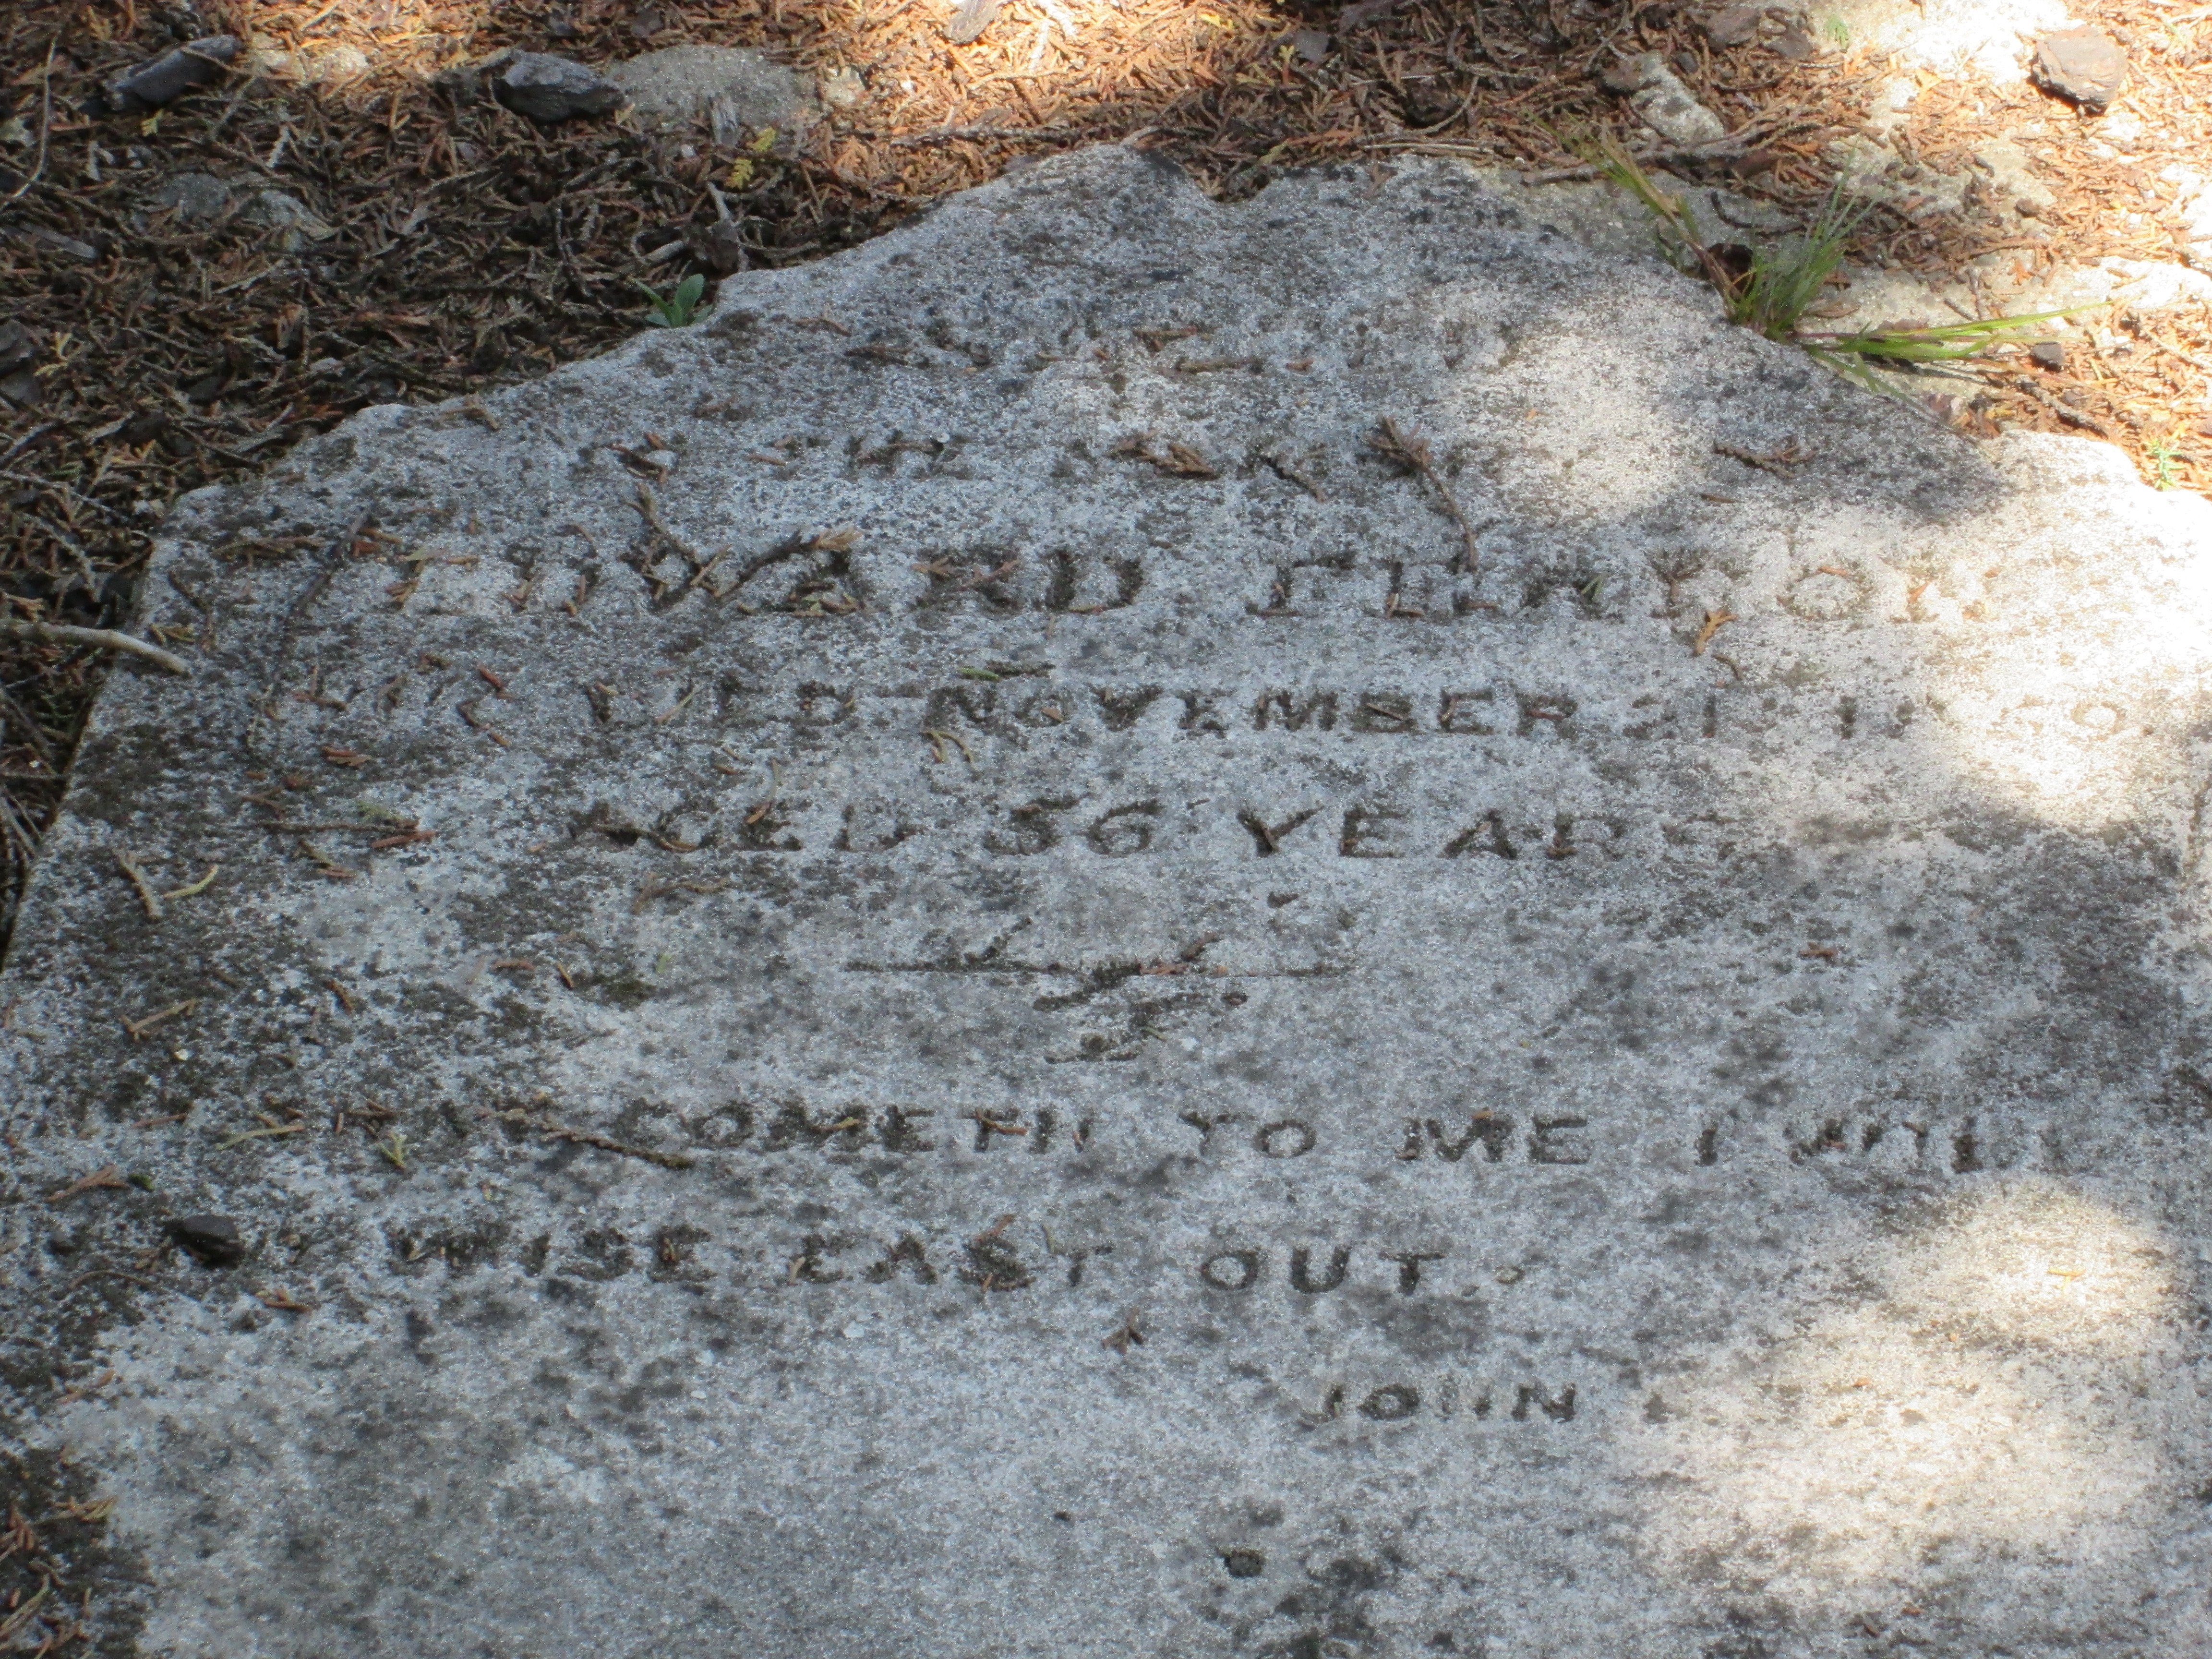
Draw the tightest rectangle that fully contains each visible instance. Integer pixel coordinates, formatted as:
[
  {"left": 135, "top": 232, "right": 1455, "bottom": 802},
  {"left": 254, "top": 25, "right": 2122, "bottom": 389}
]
[{"left": 5, "top": 148, "right": 2212, "bottom": 1657}]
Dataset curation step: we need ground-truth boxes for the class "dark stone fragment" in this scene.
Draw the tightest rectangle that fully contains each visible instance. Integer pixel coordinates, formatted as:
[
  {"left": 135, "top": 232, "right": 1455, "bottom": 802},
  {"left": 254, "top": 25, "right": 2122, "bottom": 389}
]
[
  {"left": 1703, "top": 4, "right": 1763, "bottom": 48},
  {"left": 492, "top": 52, "right": 626, "bottom": 123},
  {"left": 687, "top": 219, "right": 748, "bottom": 276},
  {"left": 1598, "top": 57, "right": 1647, "bottom": 94},
  {"left": 107, "top": 35, "right": 239, "bottom": 113},
  {"left": 0, "top": 319, "right": 36, "bottom": 375},
  {"left": 171, "top": 1214, "right": 246, "bottom": 1268},
  {"left": 431, "top": 60, "right": 487, "bottom": 106},
  {"left": 2030, "top": 340, "right": 2066, "bottom": 373},
  {"left": 2033, "top": 26, "right": 2128, "bottom": 112},
  {"left": 1223, "top": 1547, "right": 1266, "bottom": 1578},
  {"left": 1771, "top": 26, "right": 1815, "bottom": 60}
]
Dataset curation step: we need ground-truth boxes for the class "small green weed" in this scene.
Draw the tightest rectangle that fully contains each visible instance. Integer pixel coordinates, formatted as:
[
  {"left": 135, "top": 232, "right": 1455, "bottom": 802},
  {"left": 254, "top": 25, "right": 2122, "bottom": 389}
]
[
  {"left": 1824, "top": 15, "right": 1851, "bottom": 49},
  {"left": 1579, "top": 133, "right": 2089, "bottom": 395},
  {"left": 636, "top": 271, "right": 706, "bottom": 328},
  {"left": 2147, "top": 436, "right": 2180, "bottom": 489}
]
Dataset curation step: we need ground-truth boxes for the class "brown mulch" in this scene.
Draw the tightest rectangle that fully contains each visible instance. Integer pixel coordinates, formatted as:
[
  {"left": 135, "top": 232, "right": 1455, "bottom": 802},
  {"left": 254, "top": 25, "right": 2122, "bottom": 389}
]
[{"left": 0, "top": 0, "right": 2208, "bottom": 962}]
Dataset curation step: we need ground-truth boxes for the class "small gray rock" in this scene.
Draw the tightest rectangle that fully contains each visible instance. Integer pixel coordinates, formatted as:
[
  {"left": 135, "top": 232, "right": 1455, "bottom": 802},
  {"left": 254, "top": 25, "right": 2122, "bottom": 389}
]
[
  {"left": 107, "top": 35, "right": 240, "bottom": 112},
  {"left": 1627, "top": 56, "right": 1728, "bottom": 148},
  {"left": 493, "top": 52, "right": 625, "bottom": 124},
  {"left": 1702, "top": 5, "right": 1764, "bottom": 48},
  {"left": 170, "top": 1214, "right": 245, "bottom": 1268},
  {"left": 607, "top": 45, "right": 813, "bottom": 141},
  {"left": 246, "top": 189, "right": 337, "bottom": 249},
  {"left": 2030, "top": 339, "right": 2067, "bottom": 373},
  {"left": 2033, "top": 26, "right": 2128, "bottom": 112},
  {"left": 149, "top": 171, "right": 233, "bottom": 225},
  {"left": 817, "top": 64, "right": 867, "bottom": 109}
]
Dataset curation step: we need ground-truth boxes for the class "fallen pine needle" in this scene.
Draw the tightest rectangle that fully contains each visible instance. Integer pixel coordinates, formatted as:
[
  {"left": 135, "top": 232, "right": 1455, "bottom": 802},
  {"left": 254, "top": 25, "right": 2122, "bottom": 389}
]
[
  {"left": 160, "top": 863, "right": 220, "bottom": 900},
  {"left": 0, "top": 619, "right": 192, "bottom": 675},
  {"left": 121, "top": 999, "right": 195, "bottom": 1039},
  {"left": 47, "top": 1165, "right": 125, "bottom": 1204},
  {"left": 216, "top": 1123, "right": 308, "bottom": 1150}
]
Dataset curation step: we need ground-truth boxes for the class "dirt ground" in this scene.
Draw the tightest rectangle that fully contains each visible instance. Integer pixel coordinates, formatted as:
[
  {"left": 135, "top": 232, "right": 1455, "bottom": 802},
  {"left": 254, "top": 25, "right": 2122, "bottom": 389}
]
[{"left": 2, "top": 0, "right": 2211, "bottom": 945}]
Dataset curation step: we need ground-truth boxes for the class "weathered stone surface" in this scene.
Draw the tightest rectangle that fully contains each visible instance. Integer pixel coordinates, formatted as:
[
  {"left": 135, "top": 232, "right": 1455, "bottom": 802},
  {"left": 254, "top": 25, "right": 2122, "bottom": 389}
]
[
  {"left": 6, "top": 146, "right": 2212, "bottom": 1657},
  {"left": 607, "top": 44, "right": 815, "bottom": 141}
]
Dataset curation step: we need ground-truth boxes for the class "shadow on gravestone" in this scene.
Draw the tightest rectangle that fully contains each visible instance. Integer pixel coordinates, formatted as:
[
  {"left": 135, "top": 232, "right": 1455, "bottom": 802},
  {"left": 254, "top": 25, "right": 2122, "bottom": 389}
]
[{"left": 3, "top": 145, "right": 2212, "bottom": 1658}]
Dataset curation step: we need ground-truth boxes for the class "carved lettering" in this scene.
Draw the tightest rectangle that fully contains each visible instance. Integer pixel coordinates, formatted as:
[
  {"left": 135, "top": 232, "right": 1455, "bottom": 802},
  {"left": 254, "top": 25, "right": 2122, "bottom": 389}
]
[
  {"left": 1253, "top": 690, "right": 1338, "bottom": 732},
  {"left": 985, "top": 795, "right": 1079, "bottom": 855},
  {"left": 865, "top": 1235, "right": 939, "bottom": 1285},
  {"left": 1178, "top": 691, "right": 1227, "bottom": 736},
  {"left": 1359, "top": 1383, "right": 1421, "bottom": 1421},
  {"left": 763, "top": 1102, "right": 870, "bottom": 1152},
  {"left": 1255, "top": 1120, "right": 1317, "bottom": 1159},
  {"left": 1512, "top": 1383, "right": 1577, "bottom": 1422},
  {"left": 1420, "top": 1113, "right": 1514, "bottom": 1163},
  {"left": 790, "top": 1233, "right": 850, "bottom": 1284},
  {"left": 959, "top": 1222, "right": 1035, "bottom": 1291},
  {"left": 1528, "top": 1116, "right": 1593, "bottom": 1165},
  {"left": 1381, "top": 1250, "right": 1446, "bottom": 1294},
  {"left": 1200, "top": 1249, "right": 1263, "bottom": 1292},
  {"left": 1339, "top": 805, "right": 1407, "bottom": 858},
  {"left": 1093, "top": 685, "right": 1163, "bottom": 730},
  {"left": 923, "top": 683, "right": 999, "bottom": 734},
  {"left": 1441, "top": 811, "right": 1516, "bottom": 860},
  {"left": 1086, "top": 801, "right": 1162, "bottom": 856},
  {"left": 1046, "top": 549, "right": 1143, "bottom": 613},
  {"left": 1516, "top": 692, "right": 1577, "bottom": 739},
  {"left": 1437, "top": 689, "right": 1496, "bottom": 734},
  {"left": 836, "top": 801, "right": 922, "bottom": 854},
  {"left": 1351, "top": 693, "right": 1414, "bottom": 733},
  {"left": 880, "top": 1105, "right": 937, "bottom": 1153},
  {"left": 1289, "top": 1245, "right": 1351, "bottom": 1294},
  {"left": 1238, "top": 807, "right": 1321, "bottom": 856}
]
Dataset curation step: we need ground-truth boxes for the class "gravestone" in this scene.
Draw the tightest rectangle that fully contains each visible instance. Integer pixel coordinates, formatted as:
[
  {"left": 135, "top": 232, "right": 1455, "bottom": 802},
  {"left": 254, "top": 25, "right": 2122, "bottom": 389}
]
[{"left": 6, "top": 147, "right": 2212, "bottom": 1657}]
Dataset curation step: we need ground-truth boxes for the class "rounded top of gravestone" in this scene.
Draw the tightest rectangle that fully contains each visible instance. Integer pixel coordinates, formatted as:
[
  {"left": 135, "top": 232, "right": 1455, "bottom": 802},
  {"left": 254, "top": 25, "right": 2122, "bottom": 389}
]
[{"left": 606, "top": 44, "right": 816, "bottom": 137}]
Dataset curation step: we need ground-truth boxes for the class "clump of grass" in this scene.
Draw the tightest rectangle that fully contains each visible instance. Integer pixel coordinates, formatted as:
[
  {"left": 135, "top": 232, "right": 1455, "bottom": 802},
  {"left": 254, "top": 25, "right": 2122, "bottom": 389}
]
[
  {"left": 1796, "top": 311, "right": 2086, "bottom": 390},
  {"left": 1577, "top": 132, "right": 2086, "bottom": 394}
]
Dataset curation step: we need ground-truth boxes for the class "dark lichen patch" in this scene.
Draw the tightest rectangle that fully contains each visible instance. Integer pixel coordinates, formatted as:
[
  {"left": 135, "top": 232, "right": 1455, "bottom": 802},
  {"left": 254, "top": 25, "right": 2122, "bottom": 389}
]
[
  {"left": 0, "top": 1443, "right": 155, "bottom": 1657},
  {"left": 587, "top": 969, "right": 660, "bottom": 1010}
]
